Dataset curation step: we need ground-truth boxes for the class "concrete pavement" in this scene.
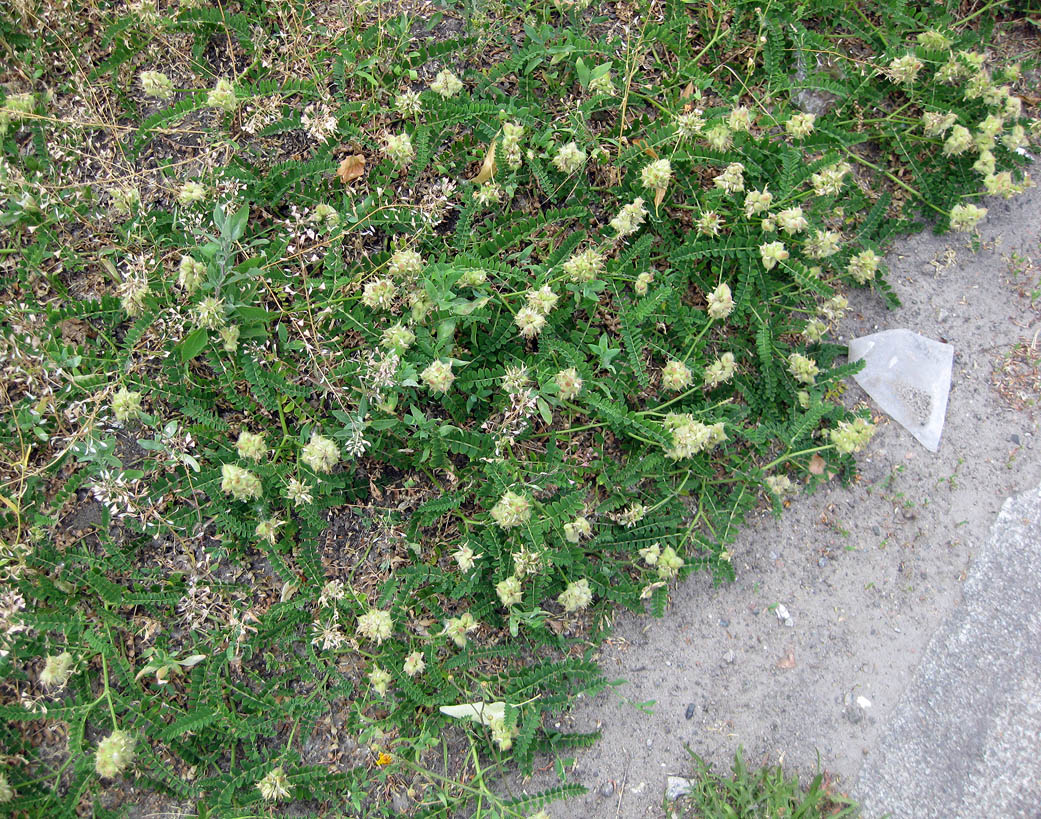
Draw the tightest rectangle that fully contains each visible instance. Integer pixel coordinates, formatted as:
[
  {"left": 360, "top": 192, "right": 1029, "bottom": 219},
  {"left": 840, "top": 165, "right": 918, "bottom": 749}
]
[{"left": 854, "top": 481, "right": 1041, "bottom": 818}]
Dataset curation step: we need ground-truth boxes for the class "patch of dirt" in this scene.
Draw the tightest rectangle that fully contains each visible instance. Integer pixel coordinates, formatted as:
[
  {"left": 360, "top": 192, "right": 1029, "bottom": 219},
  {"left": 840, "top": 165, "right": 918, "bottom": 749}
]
[{"left": 993, "top": 336, "right": 1041, "bottom": 416}]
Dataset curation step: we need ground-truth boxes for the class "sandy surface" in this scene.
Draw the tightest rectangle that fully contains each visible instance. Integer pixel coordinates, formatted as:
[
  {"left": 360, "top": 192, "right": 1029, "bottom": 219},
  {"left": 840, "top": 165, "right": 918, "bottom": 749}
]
[{"left": 505, "top": 184, "right": 1041, "bottom": 817}]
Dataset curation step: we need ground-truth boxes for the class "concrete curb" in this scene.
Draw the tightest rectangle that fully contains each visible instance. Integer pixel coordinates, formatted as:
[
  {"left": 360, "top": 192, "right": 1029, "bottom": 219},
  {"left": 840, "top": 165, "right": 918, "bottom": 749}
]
[{"left": 854, "top": 481, "right": 1041, "bottom": 818}]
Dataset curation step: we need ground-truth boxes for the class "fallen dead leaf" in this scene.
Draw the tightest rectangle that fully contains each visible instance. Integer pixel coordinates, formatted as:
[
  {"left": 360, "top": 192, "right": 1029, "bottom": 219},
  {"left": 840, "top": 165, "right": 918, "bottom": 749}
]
[
  {"left": 471, "top": 140, "right": 496, "bottom": 184},
  {"left": 681, "top": 81, "right": 697, "bottom": 112},
  {"left": 632, "top": 138, "right": 659, "bottom": 159},
  {"left": 776, "top": 649, "right": 796, "bottom": 670},
  {"left": 59, "top": 318, "right": 92, "bottom": 343},
  {"left": 808, "top": 454, "right": 827, "bottom": 475},
  {"left": 654, "top": 185, "right": 667, "bottom": 209},
  {"left": 335, "top": 154, "right": 366, "bottom": 184}
]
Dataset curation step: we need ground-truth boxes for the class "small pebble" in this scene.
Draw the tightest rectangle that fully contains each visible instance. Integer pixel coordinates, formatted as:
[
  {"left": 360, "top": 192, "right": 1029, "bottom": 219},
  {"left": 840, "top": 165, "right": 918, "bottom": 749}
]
[
  {"left": 685, "top": 703, "right": 696, "bottom": 720},
  {"left": 665, "top": 776, "right": 693, "bottom": 801},
  {"left": 719, "top": 618, "right": 729, "bottom": 628},
  {"left": 1011, "top": 433, "right": 1021, "bottom": 445},
  {"left": 599, "top": 782, "right": 614, "bottom": 797},
  {"left": 724, "top": 650, "right": 736, "bottom": 664},
  {"left": 818, "top": 557, "right": 828, "bottom": 568}
]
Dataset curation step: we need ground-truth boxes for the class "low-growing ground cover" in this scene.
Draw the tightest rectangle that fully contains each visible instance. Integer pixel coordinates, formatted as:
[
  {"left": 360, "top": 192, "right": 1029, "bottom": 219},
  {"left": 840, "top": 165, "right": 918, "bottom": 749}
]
[{"left": 0, "top": 0, "right": 1036, "bottom": 815}]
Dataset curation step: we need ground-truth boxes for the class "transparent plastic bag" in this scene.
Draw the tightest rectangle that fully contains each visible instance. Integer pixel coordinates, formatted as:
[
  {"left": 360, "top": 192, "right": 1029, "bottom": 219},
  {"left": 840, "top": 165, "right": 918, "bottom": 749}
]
[{"left": 848, "top": 329, "right": 954, "bottom": 452}]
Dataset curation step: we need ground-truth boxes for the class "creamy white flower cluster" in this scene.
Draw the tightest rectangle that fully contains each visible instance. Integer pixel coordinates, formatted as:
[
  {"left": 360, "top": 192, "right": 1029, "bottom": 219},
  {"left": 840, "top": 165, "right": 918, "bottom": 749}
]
[
  {"left": 704, "top": 351, "right": 736, "bottom": 388},
  {"left": 639, "top": 542, "right": 684, "bottom": 579},
  {"left": 430, "top": 69, "right": 463, "bottom": 98},
  {"left": 788, "top": 352, "right": 819, "bottom": 385},
  {"left": 502, "top": 121, "right": 524, "bottom": 170},
  {"left": 421, "top": 359, "right": 455, "bottom": 394},
  {"left": 640, "top": 158, "right": 672, "bottom": 190},
  {"left": 515, "top": 284, "right": 559, "bottom": 339},
  {"left": 95, "top": 730, "right": 136, "bottom": 778},
  {"left": 610, "top": 198, "right": 648, "bottom": 238},
  {"left": 206, "top": 78, "right": 237, "bottom": 112},
  {"left": 139, "top": 70, "right": 174, "bottom": 99},
  {"left": 384, "top": 131, "right": 414, "bottom": 167},
  {"left": 706, "top": 282, "right": 734, "bottom": 319},
  {"left": 830, "top": 417, "right": 875, "bottom": 454},
  {"left": 553, "top": 141, "right": 586, "bottom": 174},
  {"left": 563, "top": 247, "right": 604, "bottom": 283},
  {"left": 910, "top": 40, "right": 1038, "bottom": 222},
  {"left": 257, "top": 767, "right": 291, "bottom": 802},
  {"left": 663, "top": 413, "right": 726, "bottom": 460},
  {"left": 490, "top": 489, "right": 532, "bottom": 528}
]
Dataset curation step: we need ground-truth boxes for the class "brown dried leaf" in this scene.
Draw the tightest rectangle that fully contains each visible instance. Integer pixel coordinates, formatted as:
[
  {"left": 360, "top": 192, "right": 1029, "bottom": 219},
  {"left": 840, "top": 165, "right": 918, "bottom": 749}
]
[
  {"left": 632, "top": 138, "right": 659, "bottom": 159},
  {"left": 654, "top": 185, "right": 667, "bottom": 209},
  {"left": 471, "top": 140, "right": 497, "bottom": 184},
  {"left": 335, "top": 154, "right": 366, "bottom": 184},
  {"left": 59, "top": 318, "right": 91, "bottom": 344},
  {"left": 681, "top": 82, "right": 697, "bottom": 112},
  {"left": 776, "top": 649, "right": 796, "bottom": 669},
  {"left": 808, "top": 454, "right": 827, "bottom": 475}
]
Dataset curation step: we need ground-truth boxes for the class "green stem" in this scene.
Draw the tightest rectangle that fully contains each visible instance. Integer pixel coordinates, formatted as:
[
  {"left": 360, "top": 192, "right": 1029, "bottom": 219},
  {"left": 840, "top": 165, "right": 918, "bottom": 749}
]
[
  {"left": 692, "top": 12, "right": 726, "bottom": 65},
  {"left": 647, "top": 470, "right": 690, "bottom": 513},
  {"left": 762, "top": 443, "right": 833, "bottom": 472},
  {"left": 678, "top": 498, "right": 707, "bottom": 548},
  {"left": 841, "top": 148, "right": 946, "bottom": 217},
  {"left": 835, "top": 107, "right": 916, "bottom": 127},
  {"left": 623, "top": 89, "right": 672, "bottom": 117},
  {"left": 682, "top": 317, "right": 715, "bottom": 361},
  {"left": 390, "top": 747, "right": 526, "bottom": 815},
  {"left": 277, "top": 399, "right": 290, "bottom": 445},
  {"left": 16, "top": 752, "right": 75, "bottom": 789},
  {"left": 531, "top": 419, "right": 605, "bottom": 439},
  {"left": 955, "top": 0, "right": 1003, "bottom": 27},
  {"left": 100, "top": 651, "right": 118, "bottom": 730}
]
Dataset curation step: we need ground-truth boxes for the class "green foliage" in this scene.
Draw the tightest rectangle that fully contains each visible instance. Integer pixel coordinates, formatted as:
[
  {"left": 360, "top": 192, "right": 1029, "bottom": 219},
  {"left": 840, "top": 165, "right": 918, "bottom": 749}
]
[
  {"left": 672, "top": 747, "right": 859, "bottom": 817},
  {"left": 0, "top": 0, "right": 1036, "bottom": 815}
]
